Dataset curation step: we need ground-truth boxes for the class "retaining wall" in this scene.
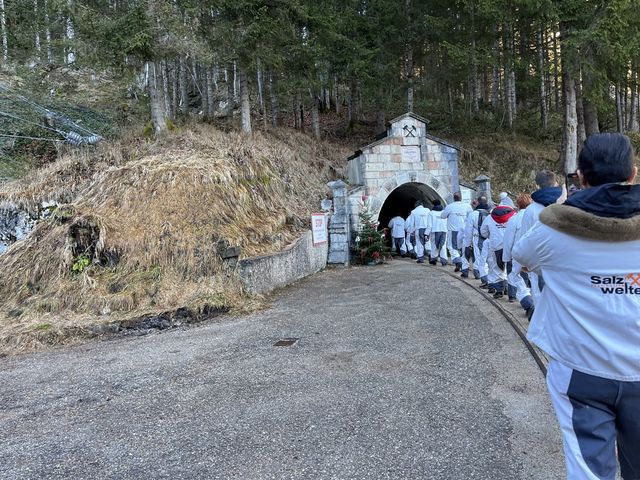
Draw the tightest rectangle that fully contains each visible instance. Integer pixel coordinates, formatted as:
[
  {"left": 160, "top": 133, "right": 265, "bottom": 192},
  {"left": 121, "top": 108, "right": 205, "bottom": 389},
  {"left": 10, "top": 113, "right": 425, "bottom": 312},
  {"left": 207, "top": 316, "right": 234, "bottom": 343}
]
[{"left": 239, "top": 230, "right": 328, "bottom": 295}]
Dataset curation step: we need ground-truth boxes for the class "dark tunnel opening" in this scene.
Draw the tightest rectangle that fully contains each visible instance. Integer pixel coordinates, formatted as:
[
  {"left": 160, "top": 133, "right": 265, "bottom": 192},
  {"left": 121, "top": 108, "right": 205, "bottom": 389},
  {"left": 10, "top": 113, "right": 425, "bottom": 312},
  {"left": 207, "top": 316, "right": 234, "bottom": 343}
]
[{"left": 378, "top": 182, "right": 445, "bottom": 232}]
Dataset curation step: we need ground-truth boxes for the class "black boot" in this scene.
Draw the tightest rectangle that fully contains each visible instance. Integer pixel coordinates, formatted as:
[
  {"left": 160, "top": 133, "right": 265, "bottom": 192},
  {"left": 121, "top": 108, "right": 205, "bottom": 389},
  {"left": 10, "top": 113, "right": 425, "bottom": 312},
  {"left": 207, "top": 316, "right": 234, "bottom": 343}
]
[
  {"left": 526, "top": 306, "right": 535, "bottom": 322},
  {"left": 460, "top": 270, "right": 469, "bottom": 278},
  {"left": 454, "top": 263, "right": 462, "bottom": 272}
]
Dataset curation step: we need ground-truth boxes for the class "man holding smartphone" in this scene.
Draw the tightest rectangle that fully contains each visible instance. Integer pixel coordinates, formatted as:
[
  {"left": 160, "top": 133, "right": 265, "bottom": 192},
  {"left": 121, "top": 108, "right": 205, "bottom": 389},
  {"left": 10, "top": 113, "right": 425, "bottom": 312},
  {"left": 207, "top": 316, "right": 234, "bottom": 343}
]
[{"left": 513, "top": 133, "right": 640, "bottom": 479}]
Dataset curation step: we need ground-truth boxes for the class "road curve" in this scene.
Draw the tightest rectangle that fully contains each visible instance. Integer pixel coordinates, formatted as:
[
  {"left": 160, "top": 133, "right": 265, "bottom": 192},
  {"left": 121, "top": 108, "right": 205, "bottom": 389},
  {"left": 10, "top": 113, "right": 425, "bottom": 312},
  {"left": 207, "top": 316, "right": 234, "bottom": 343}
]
[{"left": 0, "top": 260, "right": 564, "bottom": 480}]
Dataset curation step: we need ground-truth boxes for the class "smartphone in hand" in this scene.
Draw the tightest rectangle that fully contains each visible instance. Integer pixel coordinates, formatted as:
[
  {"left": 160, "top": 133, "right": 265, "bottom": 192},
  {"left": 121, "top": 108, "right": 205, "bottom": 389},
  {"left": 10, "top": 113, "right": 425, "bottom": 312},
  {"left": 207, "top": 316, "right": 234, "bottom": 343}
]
[{"left": 566, "top": 173, "right": 581, "bottom": 196}]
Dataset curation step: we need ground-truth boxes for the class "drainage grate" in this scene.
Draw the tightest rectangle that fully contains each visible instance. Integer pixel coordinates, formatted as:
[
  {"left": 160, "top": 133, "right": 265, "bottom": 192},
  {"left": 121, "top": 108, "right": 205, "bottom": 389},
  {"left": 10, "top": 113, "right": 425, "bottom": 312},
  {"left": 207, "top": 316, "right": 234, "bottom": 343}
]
[{"left": 274, "top": 338, "right": 298, "bottom": 347}]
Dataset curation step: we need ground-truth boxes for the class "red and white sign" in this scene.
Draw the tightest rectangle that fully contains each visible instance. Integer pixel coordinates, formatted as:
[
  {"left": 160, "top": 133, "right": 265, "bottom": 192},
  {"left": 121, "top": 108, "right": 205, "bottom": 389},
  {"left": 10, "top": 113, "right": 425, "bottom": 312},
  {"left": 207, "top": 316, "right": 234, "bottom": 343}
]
[{"left": 311, "top": 213, "right": 328, "bottom": 245}]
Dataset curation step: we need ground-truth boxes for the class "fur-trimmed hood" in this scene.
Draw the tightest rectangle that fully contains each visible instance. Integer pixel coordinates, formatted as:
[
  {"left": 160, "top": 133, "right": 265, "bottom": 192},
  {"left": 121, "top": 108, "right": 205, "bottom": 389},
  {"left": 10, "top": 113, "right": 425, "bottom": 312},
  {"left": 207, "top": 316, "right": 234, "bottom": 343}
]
[{"left": 540, "top": 184, "right": 640, "bottom": 241}]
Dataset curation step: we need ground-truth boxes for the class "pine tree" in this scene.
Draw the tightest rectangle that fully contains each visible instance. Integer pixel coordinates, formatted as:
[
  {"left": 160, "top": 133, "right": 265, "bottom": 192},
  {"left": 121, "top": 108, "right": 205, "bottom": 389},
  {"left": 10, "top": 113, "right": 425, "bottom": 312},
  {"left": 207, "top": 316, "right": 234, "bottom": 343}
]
[{"left": 354, "top": 208, "right": 390, "bottom": 265}]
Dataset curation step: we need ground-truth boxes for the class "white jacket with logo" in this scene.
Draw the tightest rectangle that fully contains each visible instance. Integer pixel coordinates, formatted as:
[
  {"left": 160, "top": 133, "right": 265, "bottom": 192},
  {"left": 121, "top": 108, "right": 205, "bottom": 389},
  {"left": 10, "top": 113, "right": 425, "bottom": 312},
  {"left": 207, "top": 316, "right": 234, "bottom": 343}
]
[
  {"left": 440, "top": 201, "right": 472, "bottom": 232},
  {"left": 407, "top": 206, "right": 430, "bottom": 231},
  {"left": 388, "top": 216, "right": 406, "bottom": 239},
  {"left": 426, "top": 209, "right": 447, "bottom": 234},
  {"left": 513, "top": 204, "right": 640, "bottom": 381},
  {"left": 479, "top": 215, "right": 508, "bottom": 251},
  {"left": 502, "top": 211, "right": 525, "bottom": 263}
]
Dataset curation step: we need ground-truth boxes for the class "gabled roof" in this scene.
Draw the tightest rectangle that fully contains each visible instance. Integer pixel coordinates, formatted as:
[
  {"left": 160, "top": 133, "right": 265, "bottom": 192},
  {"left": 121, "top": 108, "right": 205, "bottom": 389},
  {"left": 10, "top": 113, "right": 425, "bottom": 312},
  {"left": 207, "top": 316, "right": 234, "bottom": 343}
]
[
  {"left": 345, "top": 111, "right": 460, "bottom": 160},
  {"left": 388, "top": 111, "right": 430, "bottom": 126},
  {"left": 425, "top": 134, "right": 461, "bottom": 152}
]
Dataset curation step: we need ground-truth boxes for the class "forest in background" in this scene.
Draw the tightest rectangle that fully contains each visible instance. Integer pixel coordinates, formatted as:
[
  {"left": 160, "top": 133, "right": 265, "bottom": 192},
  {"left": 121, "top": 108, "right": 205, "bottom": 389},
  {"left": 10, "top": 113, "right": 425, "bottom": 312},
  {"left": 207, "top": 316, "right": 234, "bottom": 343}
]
[{"left": 1, "top": 0, "right": 640, "bottom": 175}]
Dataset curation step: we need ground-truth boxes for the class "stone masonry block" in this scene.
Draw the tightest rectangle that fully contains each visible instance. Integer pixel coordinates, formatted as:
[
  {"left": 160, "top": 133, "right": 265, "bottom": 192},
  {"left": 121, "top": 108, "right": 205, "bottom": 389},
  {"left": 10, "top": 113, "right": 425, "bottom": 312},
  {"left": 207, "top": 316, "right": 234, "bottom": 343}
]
[
  {"left": 396, "top": 173, "right": 410, "bottom": 184},
  {"left": 383, "top": 179, "right": 398, "bottom": 192},
  {"left": 380, "top": 171, "right": 394, "bottom": 178},
  {"left": 366, "top": 163, "right": 385, "bottom": 172},
  {"left": 379, "top": 145, "right": 391, "bottom": 154},
  {"left": 330, "top": 233, "right": 348, "bottom": 244},
  {"left": 365, "top": 171, "right": 381, "bottom": 179},
  {"left": 402, "top": 136, "right": 420, "bottom": 146}
]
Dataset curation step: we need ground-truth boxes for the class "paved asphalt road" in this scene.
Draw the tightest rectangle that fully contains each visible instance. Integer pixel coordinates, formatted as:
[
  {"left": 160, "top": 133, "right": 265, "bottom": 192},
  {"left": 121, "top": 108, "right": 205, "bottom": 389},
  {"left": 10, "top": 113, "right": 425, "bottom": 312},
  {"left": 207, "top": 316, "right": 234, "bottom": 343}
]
[{"left": 0, "top": 260, "right": 564, "bottom": 480}]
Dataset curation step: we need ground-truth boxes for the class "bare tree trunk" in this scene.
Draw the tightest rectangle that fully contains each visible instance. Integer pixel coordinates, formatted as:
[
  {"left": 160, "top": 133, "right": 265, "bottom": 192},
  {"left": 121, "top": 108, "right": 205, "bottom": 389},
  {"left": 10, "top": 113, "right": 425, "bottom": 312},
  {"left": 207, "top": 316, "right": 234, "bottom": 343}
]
[
  {"left": 233, "top": 61, "right": 238, "bottom": 101},
  {"left": 537, "top": 26, "right": 548, "bottom": 130},
  {"left": 235, "top": 61, "right": 251, "bottom": 134},
  {"left": 198, "top": 64, "right": 208, "bottom": 116},
  {"left": 310, "top": 90, "right": 320, "bottom": 140},
  {"left": 560, "top": 22, "right": 577, "bottom": 174},
  {"left": 405, "top": 0, "right": 414, "bottom": 112},
  {"left": 256, "top": 60, "right": 266, "bottom": 129},
  {"left": 575, "top": 77, "right": 586, "bottom": 146},
  {"left": 0, "top": 0, "right": 7, "bottom": 65},
  {"left": 553, "top": 30, "right": 560, "bottom": 112},
  {"left": 616, "top": 84, "right": 625, "bottom": 134},
  {"left": 629, "top": 68, "right": 639, "bottom": 132},
  {"left": 179, "top": 57, "right": 189, "bottom": 116},
  {"left": 491, "top": 26, "right": 500, "bottom": 109},
  {"left": 43, "top": 0, "right": 51, "bottom": 61},
  {"left": 238, "top": 62, "right": 251, "bottom": 134},
  {"left": 148, "top": 60, "right": 168, "bottom": 134},
  {"left": 503, "top": 22, "right": 516, "bottom": 128},
  {"left": 544, "top": 27, "right": 553, "bottom": 115},
  {"left": 333, "top": 76, "right": 340, "bottom": 115},
  {"left": 470, "top": 9, "right": 480, "bottom": 113},
  {"left": 268, "top": 72, "right": 278, "bottom": 128},
  {"left": 206, "top": 67, "right": 215, "bottom": 120},
  {"left": 162, "top": 60, "right": 172, "bottom": 119},
  {"left": 582, "top": 68, "right": 599, "bottom": 136},
  {"left": 225, "top": 63, "right": 234, "bottom": 117},
  {"left": 171, "top": 60, "right": 178, "bottom": 119},
  {"left": 65, "top": 0, "right": 75, "bottom": 64},
  {"left": 212, "top": 65, "right": 219, "bottom": 90},
  {"left": 34, "top": 0, "right": 41, "bottom": 59}
]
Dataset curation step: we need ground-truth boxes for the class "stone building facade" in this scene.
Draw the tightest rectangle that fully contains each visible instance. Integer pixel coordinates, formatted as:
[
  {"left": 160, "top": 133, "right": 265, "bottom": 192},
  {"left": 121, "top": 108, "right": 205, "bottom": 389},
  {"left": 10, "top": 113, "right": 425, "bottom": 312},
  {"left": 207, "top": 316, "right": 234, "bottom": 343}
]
[{"left": 327, "top": 112, "right": 476, "bottom": 265}]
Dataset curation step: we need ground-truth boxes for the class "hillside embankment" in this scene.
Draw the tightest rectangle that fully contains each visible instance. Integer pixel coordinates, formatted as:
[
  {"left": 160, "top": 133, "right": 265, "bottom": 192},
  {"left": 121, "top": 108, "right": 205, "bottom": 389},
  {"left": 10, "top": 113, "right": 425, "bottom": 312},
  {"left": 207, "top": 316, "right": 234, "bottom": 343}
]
[
  {"left": 0, "top": 117, "right": 565, "bottom": 355},
  {"left": 0, "top": 126, "right": 348, "bottom": 354}
]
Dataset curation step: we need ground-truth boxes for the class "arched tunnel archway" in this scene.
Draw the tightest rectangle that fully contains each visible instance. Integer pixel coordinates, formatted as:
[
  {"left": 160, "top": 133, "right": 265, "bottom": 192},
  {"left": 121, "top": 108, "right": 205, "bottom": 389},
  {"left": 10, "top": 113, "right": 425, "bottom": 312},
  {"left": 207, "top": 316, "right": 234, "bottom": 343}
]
[{"left": 377, "top": 182, "right": 446, "bottom": 231}]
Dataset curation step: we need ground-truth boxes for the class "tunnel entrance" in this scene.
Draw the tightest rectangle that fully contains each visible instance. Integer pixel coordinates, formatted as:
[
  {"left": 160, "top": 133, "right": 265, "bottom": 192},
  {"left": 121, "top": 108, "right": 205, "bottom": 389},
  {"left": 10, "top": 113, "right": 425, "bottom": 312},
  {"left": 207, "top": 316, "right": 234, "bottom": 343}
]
[{"left": 377, "top": 182, "right": 445, "bottom": 231}]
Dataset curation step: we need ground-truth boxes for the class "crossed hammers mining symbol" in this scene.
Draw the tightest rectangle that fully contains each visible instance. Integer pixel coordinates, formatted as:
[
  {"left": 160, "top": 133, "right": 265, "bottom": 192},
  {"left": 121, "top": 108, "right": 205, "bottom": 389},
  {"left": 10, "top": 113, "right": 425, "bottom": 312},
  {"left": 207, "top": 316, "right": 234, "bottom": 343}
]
[
  {"left": 403, "top": 125, "right": 417, "bottom": 137},
  {"left": 626, "top": 273, "right": 640, "bottom": 286}
]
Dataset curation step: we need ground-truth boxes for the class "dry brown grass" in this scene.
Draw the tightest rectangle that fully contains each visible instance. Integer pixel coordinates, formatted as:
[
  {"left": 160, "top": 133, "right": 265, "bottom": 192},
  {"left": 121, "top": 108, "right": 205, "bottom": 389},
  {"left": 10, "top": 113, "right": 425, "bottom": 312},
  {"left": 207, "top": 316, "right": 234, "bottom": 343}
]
[
  {"left": 457, "top": 132, "right": 560, "bottom": 196},
  {"left": 0, "top": 124, "right": 349, "bottom": 354}
]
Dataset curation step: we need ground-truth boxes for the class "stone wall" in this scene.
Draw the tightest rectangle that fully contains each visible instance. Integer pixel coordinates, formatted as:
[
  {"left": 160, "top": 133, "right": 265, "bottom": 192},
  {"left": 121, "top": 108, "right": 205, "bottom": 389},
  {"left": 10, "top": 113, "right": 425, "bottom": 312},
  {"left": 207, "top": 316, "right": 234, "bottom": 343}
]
[{"left": 239, "top": 230, "right": 328, "bottom": 295}]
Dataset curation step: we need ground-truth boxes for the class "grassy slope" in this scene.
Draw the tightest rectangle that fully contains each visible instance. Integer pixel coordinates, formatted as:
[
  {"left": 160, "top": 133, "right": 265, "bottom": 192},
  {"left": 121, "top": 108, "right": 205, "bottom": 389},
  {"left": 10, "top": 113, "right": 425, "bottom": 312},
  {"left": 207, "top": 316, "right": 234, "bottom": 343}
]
[{"left": 0, "top": 125, "right": 350, "bottom": 353}]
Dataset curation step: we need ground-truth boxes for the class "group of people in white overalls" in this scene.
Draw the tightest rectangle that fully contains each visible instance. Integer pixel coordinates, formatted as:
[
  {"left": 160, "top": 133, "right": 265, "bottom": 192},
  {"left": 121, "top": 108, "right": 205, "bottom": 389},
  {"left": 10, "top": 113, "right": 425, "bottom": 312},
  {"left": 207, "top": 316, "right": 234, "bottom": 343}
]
[
  {"left": 392, "top": 132, "right": 640, "bottom": 480},
  {"left": 387, "top": 189, "right": 540, "bottom": 319}
]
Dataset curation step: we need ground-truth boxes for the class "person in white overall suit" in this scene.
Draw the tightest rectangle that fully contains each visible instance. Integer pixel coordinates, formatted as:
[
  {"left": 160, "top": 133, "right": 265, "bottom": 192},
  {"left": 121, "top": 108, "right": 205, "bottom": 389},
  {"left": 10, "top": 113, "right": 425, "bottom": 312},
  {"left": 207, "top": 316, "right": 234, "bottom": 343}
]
[
  {"left": 407, "top": 201, "right": 430, "bottom": 263},
  {"left": 514, "top": 133, "right": 640, "bottom": 480},
  {"left": 440, "top": 192, "right": 472, "bottom": 272}
]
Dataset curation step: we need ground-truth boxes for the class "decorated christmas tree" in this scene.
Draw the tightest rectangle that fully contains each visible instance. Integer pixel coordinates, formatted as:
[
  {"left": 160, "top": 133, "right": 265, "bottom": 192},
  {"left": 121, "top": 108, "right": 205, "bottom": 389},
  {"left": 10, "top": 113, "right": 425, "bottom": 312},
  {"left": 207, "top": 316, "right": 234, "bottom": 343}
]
[{"left": 354, "top": 208, "right": 390, "bottom": 264}]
